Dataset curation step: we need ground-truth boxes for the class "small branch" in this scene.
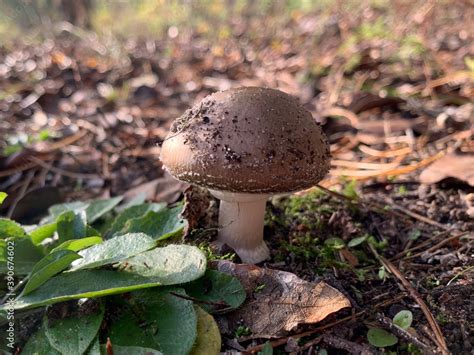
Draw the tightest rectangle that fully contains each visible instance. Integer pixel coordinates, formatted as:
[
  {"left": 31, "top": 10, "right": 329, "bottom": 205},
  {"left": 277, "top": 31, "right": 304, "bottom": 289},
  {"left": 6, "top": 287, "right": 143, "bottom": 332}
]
[
  {"left": 169, "top": 291, "right": 231, "bottom": 312},
  {"left": 403, "top": 231, "right": 469, "bottom": 260},
  {"left": 29, "top": 156, "right": 100, "bottom": 180},
  {"left": 376, "top": 313, "right": 433, "bottom": 353},
  {"left": 369, "top": 245, "right": 449, "bottom": 354},
  {"left": 323, "top": 333, "right": 374, "bottom": 355}
]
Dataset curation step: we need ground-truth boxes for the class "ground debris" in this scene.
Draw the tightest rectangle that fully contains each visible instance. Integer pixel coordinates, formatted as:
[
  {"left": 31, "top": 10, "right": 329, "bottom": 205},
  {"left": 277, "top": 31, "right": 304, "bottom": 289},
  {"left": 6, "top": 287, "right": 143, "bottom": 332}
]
[{"left": 214, "top": 260, "right": 350, "bottom": 338}]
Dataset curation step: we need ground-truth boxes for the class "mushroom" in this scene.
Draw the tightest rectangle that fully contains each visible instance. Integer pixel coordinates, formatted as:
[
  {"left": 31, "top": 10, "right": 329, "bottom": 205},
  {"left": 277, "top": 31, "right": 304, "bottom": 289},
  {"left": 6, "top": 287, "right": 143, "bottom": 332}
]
[{"left": 160, "top": 87, "right": 330, "bottom": 263}]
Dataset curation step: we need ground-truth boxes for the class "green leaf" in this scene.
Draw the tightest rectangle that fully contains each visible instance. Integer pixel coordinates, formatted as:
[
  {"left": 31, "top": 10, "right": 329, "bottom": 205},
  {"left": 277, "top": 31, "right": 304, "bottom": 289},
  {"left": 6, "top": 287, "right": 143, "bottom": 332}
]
[
  {"left": 44, "top": 197, "right": 122, "bottom": 225},
  {"left": 0, "top": 238, "right": 44, "bottom": 275},
  {"left": 0, "top": 192, "right": 7, "bottom": 205},
  {"left": 119, "top": 206, "right": 186, "bottom": 241},
  {"left": 56, "top": 211, "right": 87, "bottom": 242},
  {"left": 108, "top": 203, "right": 166, "bottom": 236},
  {"left": 367, "top": 328, "right": 398, "bottom": 347},
  {"left": 258, "top": 342, "right": 273, "bottom": 355},
  {"left": 85, "top": 196, "right": 123, "bottom": 223},
  {"left": 109, "top": 288, "right": 197, "bottom": 355},
  {"left": 85, "top": 337, "right": 101, "bottom": 355},
  {"left": 116, "top": 244, "right": 206, "bottom": 283},
  {"left": 190, "top": 305, "right": 221, "bottom": 355},
  {"left": 6, "top": 245, "right": 206, "bottom": 310},
  {"left": 51, "top": 236, "right": 103, "bottom": 253},
  {"left": 136, "top": 288, "right": 197, "bottom": 355},
  {"left": 348, "top": 235, "right": 367, "bottom": 248},
  {"left": 184, "top": 270, "right": 246, "bottom": 314},
  {"left": 22, "top": 250, "right": 82, "bottom": 296},
  {"left": 22, "top": 323, "right": 61, "bottom": 355},
  {"left": 106, "top": 345, "right": 163, "bottom": 355},
  {"left": 29, "top": 223, "right": 57, "bottom": 245},
  {"left": 107, "top": 303, "right": 159, "bottom": 349},
  {"left": 324, "top": 237, "right": 346, "bottom": 250},
  {"left": 393, "top": 310, "right": 413, "bottom": 330},
  {"left": 46, "top": 201, "right": 89, "bottom": 223},
  {"left": 378, "top": 266, "right": 387, "bottom": 280},
  {"left": 45, "top": 302, "right": 105, "bottom": 355},
  {"left": 0, "top": 218, "right": 27, "bottom": 239},
  {"left": 69, "top": 233, "right": 155, "bottom": 271}
]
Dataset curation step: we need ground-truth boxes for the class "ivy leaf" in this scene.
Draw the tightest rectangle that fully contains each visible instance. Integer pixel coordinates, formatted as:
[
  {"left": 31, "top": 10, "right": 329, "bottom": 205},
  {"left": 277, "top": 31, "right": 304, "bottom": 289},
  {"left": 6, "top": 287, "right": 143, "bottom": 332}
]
[
  {"left": 109, "top": 288, "right": 197, "bottom": 355},
  {"left": 0, "top": 218, "right": 28, "bottom": 239},
  {"left": 21, "top": 323, "right": 61, "bottom": 355},
  {"left": 184, "top": 270, "right": 246, "bottom": 314},
  {"left": 56, "top": 211, "right": 87, "bottom": 242},
  {"left": 106, "top": 345, "right": 162, "bottom": 355},
  {"left": 85, "top": 337, "right": 100, "bottom": 355},
  {"left": 136, "top": 288, "right": 198, "bottom": 355},
  {"left": 115, "top": 244, "right": 206, "bottom": 283},
  {"left": 22, "top": 249, "right": 82, "bottom": 296},
  {"left": 69, "top": 233, "right": 155, "bottom": 271},
  {"left": 6, "top": 245, "right": 206, "bottom": 310},
  {"left": 393, "top": 310, "right": 413, "bottom": 330},
  {"left": 29, "top": 223, "right": 57, "bottom": 245},
  {"left": 45, "top": 302, "right": 105, "bottom": 355},
  {"left": 45, "top": 197, "right": 122, "bottom": 224},
  {"left": 85, "top": 196, "right": 123, "bottom": 223},
  {"left": 258, "top": 342, "right": 273, "bottom": 355},
  {"left": 367, "top": 328, "right": 398, "bottom": 347},
  {"left": 119, "top": 206, "right": 186, "bottom": 241},
  {"left": 45, "top": 201, "right": 89, "bottom": 223},
  {"left": 51, "top": 236, "right": 103, "bottom": 253},
  {"left": 0, "top": 237, "right": 44, "bottom": 275},
  {"left": 108, "top": 203, "right": 166, "bottom": 236}
]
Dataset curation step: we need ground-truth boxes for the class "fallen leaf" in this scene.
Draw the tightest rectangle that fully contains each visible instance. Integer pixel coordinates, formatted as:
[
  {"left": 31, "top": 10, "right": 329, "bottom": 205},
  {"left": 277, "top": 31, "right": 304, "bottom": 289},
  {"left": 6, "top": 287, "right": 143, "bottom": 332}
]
[
  {"left": 419, "top": 153, "right": 474, "bottom": 186},
  {"left": 214, "top": 261, "right": 351, "bottom": 338},
  {"left": 123, "top": 173, "right": 188, "bottom": 204}
]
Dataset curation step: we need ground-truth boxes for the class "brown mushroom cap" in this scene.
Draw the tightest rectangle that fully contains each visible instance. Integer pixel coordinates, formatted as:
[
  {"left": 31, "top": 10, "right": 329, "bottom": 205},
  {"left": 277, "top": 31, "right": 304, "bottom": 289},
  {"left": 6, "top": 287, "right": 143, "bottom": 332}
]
[{"left": 160, "top": 87, "right": 330, "bottom": 193}]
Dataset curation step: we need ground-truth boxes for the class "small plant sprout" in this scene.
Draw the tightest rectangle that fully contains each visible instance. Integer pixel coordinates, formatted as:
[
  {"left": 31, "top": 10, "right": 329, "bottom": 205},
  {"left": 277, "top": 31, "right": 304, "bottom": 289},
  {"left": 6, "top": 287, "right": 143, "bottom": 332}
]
[{"left": 161, "top": 87, "right": 330, "bottom": 263}]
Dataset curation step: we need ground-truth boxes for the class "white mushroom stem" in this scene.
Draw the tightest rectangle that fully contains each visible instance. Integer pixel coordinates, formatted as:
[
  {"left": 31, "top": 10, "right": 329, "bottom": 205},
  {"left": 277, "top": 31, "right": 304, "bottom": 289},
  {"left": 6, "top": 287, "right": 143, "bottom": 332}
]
[{"left": 210, "top": 190, "right": 270, "bottom": 264}]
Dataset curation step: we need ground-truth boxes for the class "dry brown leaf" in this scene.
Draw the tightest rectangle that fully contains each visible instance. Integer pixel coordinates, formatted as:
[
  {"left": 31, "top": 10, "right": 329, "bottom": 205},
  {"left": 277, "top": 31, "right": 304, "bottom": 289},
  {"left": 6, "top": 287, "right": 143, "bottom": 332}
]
[
  {"left": 123, "top": 172, "right": 188, "bottom": 203},
  {"left": 214, "top": 261, "right": 351, "bottom": 338},
  {"left": 419, "top": 153, "right": 474, "bottom": 186}
]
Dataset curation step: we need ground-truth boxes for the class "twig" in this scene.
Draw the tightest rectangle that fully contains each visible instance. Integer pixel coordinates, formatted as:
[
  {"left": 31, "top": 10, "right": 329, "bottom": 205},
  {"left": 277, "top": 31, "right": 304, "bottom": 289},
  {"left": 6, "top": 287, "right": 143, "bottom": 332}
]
[
  {"left": 316, "top": 184, "right": 444, "bottom": 231},
  {"left": 169, "top": 291, "right": 231, "bottom": 312},
  {"left": 28, "top": 156, "right": 100, "bottom": 180},
  {"left": 447, "top": 265, "right": 474, "bottom": 286},
  {"left": 388, "top": 202, "right": 449, "bottom": 231},
  {"left": 6, "top": 169, "right": 35, "bottom": 218},
  {"left": 403, "top": 231, "right": 470, "bottom": 260},
  {"left": 322, "top": 334, "right": 374, "bottom": 355},
  {"left": 392, "top": 229, "right": 453, "bottom": 260},
  {"left": 376, "top": 313, "right": 433, "bottom": 353},
  {"left": 369, "top": 245, "right": 449, "bottom": 354}
]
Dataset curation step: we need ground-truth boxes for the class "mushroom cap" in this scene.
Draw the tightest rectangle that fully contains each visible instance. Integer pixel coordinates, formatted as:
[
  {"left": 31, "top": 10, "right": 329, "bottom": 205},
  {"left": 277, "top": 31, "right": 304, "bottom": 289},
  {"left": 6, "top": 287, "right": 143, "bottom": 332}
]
[{"left": 160, "top": 87, "right": 330, "bottom": 193}]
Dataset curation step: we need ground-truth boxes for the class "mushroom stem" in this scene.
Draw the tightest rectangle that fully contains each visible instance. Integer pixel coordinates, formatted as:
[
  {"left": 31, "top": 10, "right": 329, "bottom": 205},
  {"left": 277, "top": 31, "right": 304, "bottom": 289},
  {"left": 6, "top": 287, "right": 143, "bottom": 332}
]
[{"left": 210, "top": 190, "right": 270, "bottom": 264}]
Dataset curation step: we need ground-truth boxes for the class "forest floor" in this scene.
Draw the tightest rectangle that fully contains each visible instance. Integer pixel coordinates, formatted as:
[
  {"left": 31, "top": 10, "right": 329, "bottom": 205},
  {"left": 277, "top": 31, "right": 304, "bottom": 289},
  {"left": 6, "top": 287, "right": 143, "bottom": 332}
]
[{"left": 0, "top": 2, "right": 473, "bottom": 354}]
